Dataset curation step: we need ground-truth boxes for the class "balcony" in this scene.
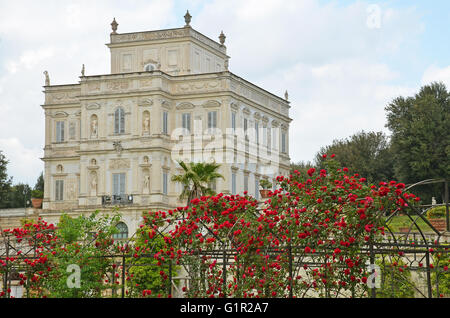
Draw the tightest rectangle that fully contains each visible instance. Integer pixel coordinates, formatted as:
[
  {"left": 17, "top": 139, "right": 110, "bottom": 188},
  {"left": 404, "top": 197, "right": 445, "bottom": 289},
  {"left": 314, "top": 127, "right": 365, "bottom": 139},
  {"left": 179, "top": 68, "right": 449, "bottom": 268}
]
[{"left": 102, "top": 194, "right": 133, "bottom": 206}]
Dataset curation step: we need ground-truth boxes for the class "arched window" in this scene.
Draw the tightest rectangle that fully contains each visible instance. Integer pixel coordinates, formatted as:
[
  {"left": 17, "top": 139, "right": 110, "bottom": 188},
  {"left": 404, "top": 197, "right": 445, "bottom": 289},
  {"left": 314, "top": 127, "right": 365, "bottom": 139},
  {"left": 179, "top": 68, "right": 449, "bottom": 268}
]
[
  {"left": 113, "top": 222, "right": 128, "bottom": 240},
  {"left": 114, "top": 107, "right": 125, "bottom": 134}
]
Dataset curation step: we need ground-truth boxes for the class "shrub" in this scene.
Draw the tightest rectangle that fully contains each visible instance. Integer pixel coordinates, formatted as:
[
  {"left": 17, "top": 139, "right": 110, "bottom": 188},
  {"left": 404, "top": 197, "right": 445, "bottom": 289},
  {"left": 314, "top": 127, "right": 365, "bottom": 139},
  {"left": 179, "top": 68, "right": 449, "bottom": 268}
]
[
  {"left": 426, "top": 206, "right": 446, "bottom": 219},
  {"left": 31, "top": 189, "right": 43, "bottom": 199}
]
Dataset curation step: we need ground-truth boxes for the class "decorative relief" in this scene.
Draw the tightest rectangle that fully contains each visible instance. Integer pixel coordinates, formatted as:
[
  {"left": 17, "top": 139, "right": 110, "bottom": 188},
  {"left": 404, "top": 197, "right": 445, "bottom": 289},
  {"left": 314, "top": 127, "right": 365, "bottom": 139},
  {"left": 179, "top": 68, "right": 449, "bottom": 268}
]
[
  {"left": 138, "top": 97, "right": 153, "bottom": 106},
  {"left": 109, "top": 158, "right": 130, "bottom": 170},
  {"left": 139, "top": 78, "right": 153, "bottom": 88},
  {"left": 202, "top": 100, "right": 221, "bottom": 108},
  {"left": 176, "top": 102, "right": 195, "bottom": 110},
  {"left": 87, "top": 82, "right": 101, "bottom": 92},
  {"left": 111, "top": 28, "right": 190, "bottom": 43},
  {"left": 47, "top": 91, "right": 79, "bottom": 104},
  {"left": 106, "top": 80, "right": 129, "bottom": 91},
  {"left": 86, "top": 102, "right": 101, "bottom": 110},
  {"left": 175, "top": 80, "right": 221, "bottom": 94}
]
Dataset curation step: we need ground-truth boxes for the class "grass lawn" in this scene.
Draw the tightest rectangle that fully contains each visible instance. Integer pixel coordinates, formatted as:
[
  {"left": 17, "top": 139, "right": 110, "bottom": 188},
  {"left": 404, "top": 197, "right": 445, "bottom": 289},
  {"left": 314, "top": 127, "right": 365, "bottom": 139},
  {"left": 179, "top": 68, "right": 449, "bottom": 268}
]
[{"left": 383, "top": 215, "right": 434, "bottom": 233}]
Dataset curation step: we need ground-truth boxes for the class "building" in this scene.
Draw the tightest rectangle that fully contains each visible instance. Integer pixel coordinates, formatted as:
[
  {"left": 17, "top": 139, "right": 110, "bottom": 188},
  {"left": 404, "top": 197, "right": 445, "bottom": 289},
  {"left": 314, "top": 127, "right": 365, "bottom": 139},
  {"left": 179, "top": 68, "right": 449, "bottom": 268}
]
[{"left": 36, "top": 12, "right": 291, "bottom": 236}]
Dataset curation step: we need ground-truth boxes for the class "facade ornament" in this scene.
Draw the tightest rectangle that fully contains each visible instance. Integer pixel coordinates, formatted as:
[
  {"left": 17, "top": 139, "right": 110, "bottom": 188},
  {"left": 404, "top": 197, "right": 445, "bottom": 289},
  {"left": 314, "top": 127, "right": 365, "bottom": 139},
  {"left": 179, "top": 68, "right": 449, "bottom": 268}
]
[
  {"left": 143, "top": 174, "right": 150, "bottom": 193},
  {"left": 43, "top": 71, "right": 50, "bottom": 86},
  {"left": 90, "top": 116, "right": 98, "bottom": 138},
  {"left": 113, "top": 141, "right": 123, "bottom": 155},
  {"left": 184, "top": 10, "right": 192, "bottom": 27},
  {"left": 224, "top": 58, "right": 229, "bottom": 71},
  {"left": 81, "top": 64, "right": 85, "bottom": 76},
  {"left": 111, "top": 17, "right": 118, "bottom": 34},
  {"left": 284, "top": 90, "right": 289, "bottom": 101},
  {"left": 219, "top": 31, "right": 226, "bottom": 46},
  {"left": 143, "top": 112, "right": 150, "bottom": 134},
  {"left": 90, "top": 171, "right": 97, "bottom": 195}
]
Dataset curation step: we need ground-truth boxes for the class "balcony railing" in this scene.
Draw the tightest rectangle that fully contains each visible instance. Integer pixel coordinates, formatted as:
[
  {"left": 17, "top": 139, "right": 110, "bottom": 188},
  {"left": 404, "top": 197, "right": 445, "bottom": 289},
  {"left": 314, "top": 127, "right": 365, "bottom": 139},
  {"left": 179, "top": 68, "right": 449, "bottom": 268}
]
[{"left": 102, "top": 194, "right": 133, "bottom": 206}]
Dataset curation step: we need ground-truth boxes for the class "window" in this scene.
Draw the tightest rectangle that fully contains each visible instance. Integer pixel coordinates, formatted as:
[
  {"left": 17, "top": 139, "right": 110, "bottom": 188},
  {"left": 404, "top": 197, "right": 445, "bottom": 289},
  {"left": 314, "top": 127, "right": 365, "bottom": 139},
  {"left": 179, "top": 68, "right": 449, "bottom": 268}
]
[
  {"left": 56, "top": 121, "right": 65, "bottom": 142},
  {"left": 255, "top": 122, "right": 259, "bottom": 144},
  {"left": 113, "top": 222, "right": 128, "bottom": 240},
  {"left": 244, "top": 118, "right": 248, "bottom": 133},
  {"left": 163, "top": 171, "right": 168, "bottom": 195},
  {"left": 113, "top": 173, "right": 126, "bottom": 196},
  {"left": 55, "top": 180, "right": 64, "bottom": 201},
  {"left": 163, "top": 111, "right": 168, "bottom": 134},
  {"left": 282, "top": 132, "right": 286, "bottom": 153},
  {"left": 272, "top": 129, "right": 278, "bottom": 150},
  {"left": 231, "top": 112, "right": 236, "bottom": 133},
  {"left": 255, "top": 178, "right": 259, "bottom": 199},
  {"left": 208, "top": 111, "right": 217, "bottom": 129},
  {"left": 244, "top": 175, "right": 249, "bottom": 192},
  {"left": 182, "top": 113, "right": 191, "bottom": 133},
  {"left": 114, "top": 108, "right": 125, "bottom": 134},
  {"left": 208, "top": 180, "right": 217, "bottom": 193},
  {"left": 231, "top": 173, "right": 236, "bottom": 195}
]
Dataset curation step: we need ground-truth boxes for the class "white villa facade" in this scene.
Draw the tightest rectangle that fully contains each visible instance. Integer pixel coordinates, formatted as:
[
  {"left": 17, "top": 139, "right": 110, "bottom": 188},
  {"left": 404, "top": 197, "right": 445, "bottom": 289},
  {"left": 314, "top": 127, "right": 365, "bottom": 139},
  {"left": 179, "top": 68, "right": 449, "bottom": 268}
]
[{"left": 37, "top": 13, "right": 292, "bottom": 236}]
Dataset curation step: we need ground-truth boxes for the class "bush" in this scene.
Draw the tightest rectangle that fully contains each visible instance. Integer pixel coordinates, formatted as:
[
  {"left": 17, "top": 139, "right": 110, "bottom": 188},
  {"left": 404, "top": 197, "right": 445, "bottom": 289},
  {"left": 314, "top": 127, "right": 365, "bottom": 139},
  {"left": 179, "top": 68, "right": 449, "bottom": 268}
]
[
  {"left": 426, "top": 206, "right": 446, "bottom": 219},
  {"left": 31, "top": 189, "right": 43, "bottom": 199}
]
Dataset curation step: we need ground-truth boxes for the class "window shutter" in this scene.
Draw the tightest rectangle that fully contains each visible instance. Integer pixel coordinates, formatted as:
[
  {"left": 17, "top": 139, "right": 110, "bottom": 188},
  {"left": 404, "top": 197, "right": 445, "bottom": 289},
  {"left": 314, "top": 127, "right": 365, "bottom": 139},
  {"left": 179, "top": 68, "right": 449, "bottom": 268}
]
[
  {"left": 113, "top": 174, "right": 119, "bottom": 195},
  {"left": 114, "top": 110, "right": 119, "bottom": 134},
  {"left": 120, "top": 109, "right": 125, "bottom": 133},
  {"left": 120, "top": 173, "right": 126, "bottom": 195},
  {"left": 55, "top": 180, "right": 59, "bottom": 201}
]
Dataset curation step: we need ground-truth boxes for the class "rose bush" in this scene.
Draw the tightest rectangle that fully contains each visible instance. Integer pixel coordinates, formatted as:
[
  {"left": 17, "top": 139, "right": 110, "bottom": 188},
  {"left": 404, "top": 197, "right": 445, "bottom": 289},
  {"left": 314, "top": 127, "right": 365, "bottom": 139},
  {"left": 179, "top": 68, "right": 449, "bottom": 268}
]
[{"left": 135, "top": 157, "right": 426, "bottom": 298}]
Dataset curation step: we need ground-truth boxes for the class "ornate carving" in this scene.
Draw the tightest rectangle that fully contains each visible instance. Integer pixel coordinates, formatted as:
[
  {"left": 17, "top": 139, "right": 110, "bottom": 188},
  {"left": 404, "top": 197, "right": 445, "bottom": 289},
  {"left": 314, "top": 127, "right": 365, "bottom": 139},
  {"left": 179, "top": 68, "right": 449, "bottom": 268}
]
[
  {"left": 111, "top": 18, "right": 118, "bottom": 35},
  {"left": 90, "top": 171, "right": 97, "bottom": 195},
  {"left": 86, "top": 102, "right": 101, "bottom": 110},
  {"left": 202, "top": 100, "right": 221, "bottom": 108},
  {"left": 184, "top": 10, "right": 192, "bottom": 27},
  {"left": 90, "top": 115, "right": 98, "bottom": 138},
  {"left": 176, "top": 102, "right": 195, "bottom": 110},
  {"left": 87, "top": 82, "right": 100, "bottom": 92},
  {"left": 113, "top": 141, "right": 123, "bottom": 155},
  {"left": 47, "top": 91, "right": 79, "bottom": 104},
  {"left": 142, "top": 112, "right": 150, "bottom": 135},
  {"left": 109, "top": 158, "right": 130, "bottom": 170},
  {"left": 106, "top": 80, "right": 129, "bottom": 91}
]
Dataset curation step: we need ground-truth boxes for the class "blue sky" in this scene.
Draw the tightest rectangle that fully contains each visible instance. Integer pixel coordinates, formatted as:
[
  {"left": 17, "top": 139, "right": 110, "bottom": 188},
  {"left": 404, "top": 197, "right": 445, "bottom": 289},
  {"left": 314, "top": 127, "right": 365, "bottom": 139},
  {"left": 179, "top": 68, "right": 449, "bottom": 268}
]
[{"left": 0, "top": 0, "right": 449, "bottom": 186}]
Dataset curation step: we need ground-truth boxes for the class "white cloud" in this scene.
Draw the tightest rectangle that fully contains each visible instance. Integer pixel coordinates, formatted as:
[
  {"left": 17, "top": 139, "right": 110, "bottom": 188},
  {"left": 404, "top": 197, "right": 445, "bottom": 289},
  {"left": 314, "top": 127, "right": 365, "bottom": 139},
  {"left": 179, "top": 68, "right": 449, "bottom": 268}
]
[
  {"left": 421, "top": 65, "right": 450, "bottom": 88},
  {"left": 0, "top": 0, "right": 438, "bottom": 184},
  {"left": 0, "top": 138, "right": 43, "bottom": 185}
]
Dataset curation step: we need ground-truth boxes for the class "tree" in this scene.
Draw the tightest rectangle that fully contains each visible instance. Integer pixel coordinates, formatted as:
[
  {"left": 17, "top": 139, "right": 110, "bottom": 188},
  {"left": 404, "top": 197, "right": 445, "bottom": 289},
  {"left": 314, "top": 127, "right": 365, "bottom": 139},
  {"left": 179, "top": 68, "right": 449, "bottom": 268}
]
[
  {"left": 314, "top": 131, "right": 395, "bottom": 184},
  {"left": 0, "top": 150, "right": 12, "bottom": 209},
  {"left": 171, "top": 161, "right": 224, "bottom": 206},
  {"left": 34, "top": 172, "right": 44, "bottom": 192},
  {"left": 385, "top": 82, "right": 450, "bottom": 202},
  {"left": 6, "top": 183, "right": 32, "bottom": 208}
]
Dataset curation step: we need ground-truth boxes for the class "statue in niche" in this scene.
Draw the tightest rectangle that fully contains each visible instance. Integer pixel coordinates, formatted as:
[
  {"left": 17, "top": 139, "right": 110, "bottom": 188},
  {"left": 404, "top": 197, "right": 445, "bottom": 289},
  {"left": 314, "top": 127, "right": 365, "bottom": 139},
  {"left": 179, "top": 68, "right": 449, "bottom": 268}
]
[
  {"left": 143, "top": 113, "right": 150, "bottom": 134},
  {"left": 90, "top": 172, "right": 97, "bottom": 195},
  {"left": 90, "top": 116, "right": 98, "bottom": 138},
  {"left": 143, "top": 156, "right": 149, "bottom": 164},
  {"left": 143, "top": 174, "right": 150, "bottom": 194}
]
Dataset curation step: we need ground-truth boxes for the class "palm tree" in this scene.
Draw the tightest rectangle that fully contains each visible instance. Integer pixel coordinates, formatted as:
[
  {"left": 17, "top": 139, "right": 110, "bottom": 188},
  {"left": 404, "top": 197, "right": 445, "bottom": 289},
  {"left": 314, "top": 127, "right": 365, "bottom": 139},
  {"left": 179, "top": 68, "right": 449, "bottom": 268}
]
[{"left": 171, "top": 161, "right": 224, "bottom": 206}]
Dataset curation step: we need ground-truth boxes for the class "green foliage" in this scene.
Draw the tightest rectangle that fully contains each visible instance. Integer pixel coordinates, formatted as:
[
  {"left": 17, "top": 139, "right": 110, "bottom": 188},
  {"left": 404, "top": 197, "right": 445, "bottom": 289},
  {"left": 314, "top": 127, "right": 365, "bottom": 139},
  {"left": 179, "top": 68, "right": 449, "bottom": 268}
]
[
  {"left": 171, "top": 161, "right": 224, "bottom": 205},
  {"left": 259, "top": 179, "right": 272, "bottom": 189},
  {"left": 385, "top": 82, "right": 450, "bottom": 201},
  {"left": 31, "top": 189, "right": 44, "bottom": 199},
  {"left": 5, "top": 183, "right": 32, "bottom": 208},
  {"left": 426, "top": 206, "right": 446, "bottom": 219},
  {"left": 376, "top": 257, "right": 415, "bottom": 298},
  {"left": 34, "top": 172, "right": 44, "bottom": 192},
  {"left": 315, "top": 131, "right": 395, "bottom": 184},
  {"left": 431, "top": 248, "right": 450, "bottom": 297},
  {"left": 0, "top": 150, "right": 13, "bottom": 209},
  {"left": 36, "top": 211, "right": 122, "bottom": 298},
  {"left": 127, "top": 227, "right": 178, "bottom": 297}
]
